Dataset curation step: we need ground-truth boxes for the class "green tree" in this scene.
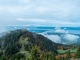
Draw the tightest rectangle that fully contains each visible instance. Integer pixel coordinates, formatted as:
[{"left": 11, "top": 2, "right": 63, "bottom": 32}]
[
  {"left": 48, "top": 51, "right": 55, "bottom": 60},
  {"left": 0, "top": 51, "right": 3, "bottom": 58},
  {"left": 1, "top": 55, "right": 7, "bottom": 60},
  {"left": 66, "top": 50, "right": 71, "bottom": 60},
  {"left": 75, "top": 47, "right": 80, "bottom": 58},
  {"left": 28, "top": 45, "right": 40, "bottom": 60}
]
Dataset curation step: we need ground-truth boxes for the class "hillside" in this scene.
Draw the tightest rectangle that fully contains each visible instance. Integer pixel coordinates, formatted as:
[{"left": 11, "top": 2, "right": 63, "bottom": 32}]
[
  {"left": 0, "top": 29, "right": 58, "bottom": 56},
  {"left": 0, "top": 29, "right": 78, "bottom": 60}
]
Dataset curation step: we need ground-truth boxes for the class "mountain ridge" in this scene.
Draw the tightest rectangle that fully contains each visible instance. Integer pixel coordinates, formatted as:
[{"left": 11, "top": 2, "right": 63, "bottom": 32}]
[{"left": 0, "top": 29, "right": 77, "bottom": 57}]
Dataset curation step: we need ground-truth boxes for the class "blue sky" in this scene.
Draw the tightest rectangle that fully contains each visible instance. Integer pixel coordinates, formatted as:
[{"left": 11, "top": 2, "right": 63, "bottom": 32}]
[{"left": 0, "top": 0, "right": 80, "bottom": 27}]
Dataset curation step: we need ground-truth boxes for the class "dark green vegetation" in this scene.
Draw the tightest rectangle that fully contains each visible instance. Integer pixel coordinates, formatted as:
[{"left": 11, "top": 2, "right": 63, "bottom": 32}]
[{"left": 0, "top": 29, "right": 79, "bottom": 60}]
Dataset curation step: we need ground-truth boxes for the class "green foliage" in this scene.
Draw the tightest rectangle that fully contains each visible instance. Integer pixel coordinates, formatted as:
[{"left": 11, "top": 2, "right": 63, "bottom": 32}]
[
  {"left": 0, "top": 29, "right": 28, "bottom": 49},
  {"left": 5, "top": 43, "right": 21, "bottom": 56},
  {"left": 1, "top": 55, "right": 7, "bottom": 60},
  {"left": 48, "top": 51, "right": 56, "bottom": 60},
  {"left": 0, "top": 51, "right": 3, "bottom": 58},
  {"left": 23, "top": 33, "right": 58, "bottom": 53},
  {"left": 9, "top": 53, "right": 26, "bottom": 60},
  {"left": 66, "top": 50, "right": 71, "bottom": 60},
  {"left": 75, "top": 47, "right": 80, "bottom": 58},
  {"left": 28, "top": 45, "right": 40, "bottom": 60},
  {"left": 24, "top": 44, "right": 32, "bottom": 51},
  {"left": 36, "top": 35, "right": 57, "bottom": 52}
]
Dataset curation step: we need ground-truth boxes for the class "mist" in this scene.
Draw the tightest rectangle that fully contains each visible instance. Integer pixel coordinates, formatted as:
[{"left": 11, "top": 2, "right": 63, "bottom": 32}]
[{"left": 42, "top": 27, "right": 80, "bottom": 44}]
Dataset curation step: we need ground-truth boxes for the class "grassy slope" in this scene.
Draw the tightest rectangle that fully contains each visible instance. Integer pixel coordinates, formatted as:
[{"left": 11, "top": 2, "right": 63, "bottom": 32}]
[
  {"left": 18, "top": 37, "right": 30, "bottom": 58},
  {"left": 58, "top": 49, "right": 77, "bottom": 54}
]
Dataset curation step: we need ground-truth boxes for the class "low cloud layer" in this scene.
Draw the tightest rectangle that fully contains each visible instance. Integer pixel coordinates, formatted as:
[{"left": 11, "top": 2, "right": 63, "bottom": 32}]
[
  {"left": 44, "top": 35, "right": 61, "bottom": 43},
  {"left": 62, "top": 34, "right": 79, "bottom": 42},
  {"left": 43, "top": 27, "right": 80, "bottom": 44},
  {"left": 54, "top": 27, "right": 68, "bottom": 33}
]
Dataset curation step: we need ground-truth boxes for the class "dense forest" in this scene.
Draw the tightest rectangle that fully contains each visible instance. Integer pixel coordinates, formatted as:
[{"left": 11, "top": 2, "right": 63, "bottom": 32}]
[{"left": 0, "top": 29, "right": 80, "bottom": 60}]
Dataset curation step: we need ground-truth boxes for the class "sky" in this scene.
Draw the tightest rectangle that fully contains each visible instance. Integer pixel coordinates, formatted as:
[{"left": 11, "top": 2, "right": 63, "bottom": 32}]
[{"left": 0, "top": 0, "right": 80, "bottom": 27}]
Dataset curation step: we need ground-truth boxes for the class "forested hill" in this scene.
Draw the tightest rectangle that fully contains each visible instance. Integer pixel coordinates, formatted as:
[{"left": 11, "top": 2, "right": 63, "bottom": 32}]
[
  {"left": 0, "top": 29, "right": 58, "bottom": 56},
  {"left": 0, "top": 29, "right": 78, "bottom": 60}
]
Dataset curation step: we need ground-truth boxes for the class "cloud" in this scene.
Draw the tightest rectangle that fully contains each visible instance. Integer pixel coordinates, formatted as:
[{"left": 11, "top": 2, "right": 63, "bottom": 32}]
[
  {"left": 42, "top": 27, "right": 80, "bottom": 44},
  {"left": 63, "top": 34, "right": 79, "bottom": 42},
  {"left": 55, "top": 27, "right": 80, "bottom": 43},
  {"left": 16, "top": 18, "right": 46, "bottom": 23},
  {"left": 0, "top": 0, "right": 80, "bottom": 31},
  {"left": 44, "top": 35, "right": 61, "bottom": 43},
  {"left": 54, "top": 27, "right": 68, "bottom": 33}
]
